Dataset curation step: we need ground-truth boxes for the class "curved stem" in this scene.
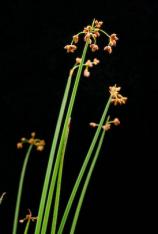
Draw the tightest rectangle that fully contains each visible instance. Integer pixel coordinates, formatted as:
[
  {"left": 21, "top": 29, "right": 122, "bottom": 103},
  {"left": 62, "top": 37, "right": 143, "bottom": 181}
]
[
  {"left": 99, "top": 29, "right": 110, "bottom": 37},
  {"left": 12, "top": 144, "right": 33, "bottom": 234}
]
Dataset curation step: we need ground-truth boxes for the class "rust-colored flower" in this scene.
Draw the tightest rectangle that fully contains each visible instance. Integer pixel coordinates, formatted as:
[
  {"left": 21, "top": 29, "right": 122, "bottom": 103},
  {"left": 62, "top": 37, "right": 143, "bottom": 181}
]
[
  {"left": 85, "top": 59, "right": 93, "bottom": 67},
  {"left": 19, "top": 209, "right": 37, "bottom": 223},
  {"left": 73, "top": 34, "right": 79, "bottom": 44},
  {"left": 90, "top": 44, "right": 99, "bottom": 52},
  {"left": 35, "top": 140, "right": 46, "bottom": 151},
  {"left": 89, "top": 118, "right": 120, "bottom": 131},
  {"left": 17, "top": 142, "right": 23, "bottom": 149},
  {"left": 112, "top": 96, "right": 127, "bottom": 105},
  {"left": 94, "top": 20, "right": 103, "bottom": 28},
  {"left": 109, "top": 85, "right": 121, "bottom": 96},
  {"left": 93, "top": 30, "right": 100, "bottom": 38},
  {"left": 104, "top": 45, "right": 112, "bottom": 54},
  {"left": 109, "top": 33, "right": 119, "bottom": 46},
  {"left": 89, "top": 122, "right": 98, "bottom": 128},
  {"left": 93, "top": 58, "right": 100, "bottom": 65},
  {"left": 83, "top": 25, "right": 92, "bottom": 33},
  {"left": 102, "top": 123, "right": 111, "bottom": 131},
  {"left": 64, "top": 44, "right": 77, "bottom": 53},
  {"left": 83, "top": 68, "right": 90, "bottom": 77},
  {"left": 113, "top": 118, "right": 120, "bottom": 126},
  {"left": 84, "top": 32, "right": 92, "bottom": 44},
  {"left": 76, "top": 57, "right": 82, "bottom": 64},
  {"left": 17, "top": 132, "right": 45, "bottom": 151},
  {"left": 109, "top": 85, "right": 127, "bottom": 105}
]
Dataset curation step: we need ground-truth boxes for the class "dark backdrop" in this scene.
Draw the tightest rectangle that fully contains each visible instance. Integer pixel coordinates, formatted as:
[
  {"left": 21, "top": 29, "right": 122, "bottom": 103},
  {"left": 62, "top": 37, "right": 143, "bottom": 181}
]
[{"left": 0, "top": 1, "right": 156, "bottom": 233}]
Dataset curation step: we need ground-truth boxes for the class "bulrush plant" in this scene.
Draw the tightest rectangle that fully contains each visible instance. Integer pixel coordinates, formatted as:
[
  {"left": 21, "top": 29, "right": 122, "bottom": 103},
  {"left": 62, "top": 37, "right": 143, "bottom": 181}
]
[{"left": 10, "top": 19, "right": 127, "bottom": 234}]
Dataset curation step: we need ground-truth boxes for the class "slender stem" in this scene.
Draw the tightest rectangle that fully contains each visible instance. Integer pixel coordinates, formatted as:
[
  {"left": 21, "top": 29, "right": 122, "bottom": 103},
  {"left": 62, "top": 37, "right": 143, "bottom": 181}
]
[
  {"left": 70, "top": 116, "right": 110, "bottom": 234},
  {"left": 24, "top": 219, "right": 31, "bottom": 234},
  {"left": 12, "top": 144, "right": 33, "bottom": 234},
  {"left": 99, "top": 29, "right": 110, "bottom": 37},
  {"left": 34, "top": 74, "right": 72, "bottom": 234},
  {"left": 41, "top": 40, "right": 89, "bottom": 234},
  {"left": 57, "top": 97, "right": 111, "bottom": 234},
  {"left": 51, "top": 119, "right": 70, "bottom": 234},
  {"left": 71, "top": 32, "right": 85, "bottom": 44}
]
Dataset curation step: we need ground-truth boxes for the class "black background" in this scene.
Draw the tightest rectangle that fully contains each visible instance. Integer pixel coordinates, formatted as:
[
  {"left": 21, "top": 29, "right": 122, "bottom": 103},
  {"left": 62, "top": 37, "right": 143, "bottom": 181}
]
[{"left": 0, "top": 1, "right": 156, "bottom": 233}]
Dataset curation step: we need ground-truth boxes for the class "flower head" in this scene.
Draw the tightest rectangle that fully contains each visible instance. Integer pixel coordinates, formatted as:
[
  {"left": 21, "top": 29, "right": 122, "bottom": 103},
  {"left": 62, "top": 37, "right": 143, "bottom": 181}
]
[
  {"left": 64, "top": 19, "right": 118, "bottom": 55},
  {"left": 17, "top": 132, "right": 45, "bottom": 151},
  {"left": 109, "top": 85, "right": 127, "bottom": 105},
  {"left": 19, "top": 209, "right": 37, "bottom": 223}
]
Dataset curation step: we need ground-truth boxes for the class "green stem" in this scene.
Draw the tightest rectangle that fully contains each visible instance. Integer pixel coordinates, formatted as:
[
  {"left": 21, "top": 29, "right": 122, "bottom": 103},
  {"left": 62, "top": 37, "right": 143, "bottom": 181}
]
[
  {"left": 12, "top": 144, "right": 33, "bottom": 234},
  {"left": 41, "top": 40, "right": 89, "bottom": 234},
  {"left": 99, "top": 29, "right": 110, "bottom": 37},
  {"left": 51, "top": 119, "right": 71, "bottom": 234},
  {"left": 34, "top": 74, "right": 72, "bottom": 234},
  {"left": 24, "top": 219, "right": 31, "bottom": 234},
  {"left": 70, "top": 116, "right": 110, "bottom": 234},
  {"left": 57, "top": 97, "right": 111, "bottom": 234}
]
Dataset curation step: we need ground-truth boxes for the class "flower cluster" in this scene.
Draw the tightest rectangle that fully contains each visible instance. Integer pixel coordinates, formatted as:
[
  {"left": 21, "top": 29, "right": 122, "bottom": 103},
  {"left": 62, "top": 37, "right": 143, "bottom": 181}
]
[
  {"left": 17, "top": 132, "right": 45, "bottom": 151},
  {"left": 76, "top": 57, "right": 100, "bottom": 77},
  {"left": 19, "top": 209, "right": 37, "bottom": 223},
  {"left": 69, "top": 57, "right": 100, "bottom": 78},
  {"left": 64, "top": 19, "right": 118, "bottom": 54},
  {"left": 89, "top": 117, "right": 120, "bottom": 131},
  {"left": 109, "top": 85, "right": 127, "bottom": 105}
]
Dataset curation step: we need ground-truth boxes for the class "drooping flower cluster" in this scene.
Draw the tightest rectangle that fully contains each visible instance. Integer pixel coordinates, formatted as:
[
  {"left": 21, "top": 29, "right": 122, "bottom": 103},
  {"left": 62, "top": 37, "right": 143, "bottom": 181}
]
[
  {"left": 17, "top": 132, "right": 45, "bottom": 151},
  {"left": 104, "top": 34, "right": 119, "bottom": 54},
  {"left": 64, "top": 19, "right": 118, "bottom": 54},
  {"left": 19, "top": 209, "right": 37, "bottom": 223},
  {"left": 109, "top": 85, "right": 127, "bottom": 105}
]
